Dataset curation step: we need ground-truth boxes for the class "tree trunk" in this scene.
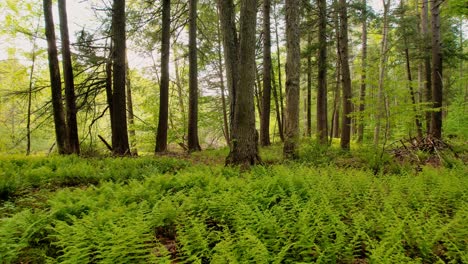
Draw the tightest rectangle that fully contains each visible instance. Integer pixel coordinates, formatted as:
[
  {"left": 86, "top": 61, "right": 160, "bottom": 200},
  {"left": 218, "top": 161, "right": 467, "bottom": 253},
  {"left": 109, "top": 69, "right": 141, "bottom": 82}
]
[
  {"left": 421, "top": 0, "right": 432, "bottom": 134},
  {"left": 316, "top": 0, "right": 328, "bottom": 144},
  {"left": 430, "top": 0, "right": 443, "bottom": 139},
  {"left": 306, "top": 33, "right": 312, "bottom": 138},
  {"left": 260, "top": 0, "right": 272, "bottom": 146},
  {"left": 105, "top": 41, "right": 114, "bottom": 148},
  {"left": 188, "top": 0, "right": 201, "bottom": 152},
  {"left": 273, "top": 2, "right": 285, "bottom": 136},
  {"left": 155, "top": 0, "right": 171, "bottom": 153},
  {"left": 338, "top": 0, "right": 352, "bottom": 150},
  {"left": 271, "top": 66, "right": 284, "bottom": 141},
  {"left": 373, "top": 0, "right": 390, "bottom": 146},
  {"left": 126, "top": 58, "right": 137, "bottom": 155},
  {"left": 215, "top": 13, "right": 230, "bottom": 145},
  {"left": 43, "top": 0, "right": 68, "bottom": 154},
  {"left": 283, "top": 0, "right": 301, "bottom": 158},
  {"left": 225, "top": 0, "right": 261, "bottom": 168},
  {"left": 217, "top": 0, "right": 238, "bottom": 139},
  {"left": 357, "top": 0, "right": 367, "bottom": 143},
  {"left": 26, "top": 23, "right": 40, "bottom": 155},
  {"left": 58, "top": 0, "right": 80, "bottom": 155},
  {"left": 111, "top": 0, "right": 130, "bottom": 156}
]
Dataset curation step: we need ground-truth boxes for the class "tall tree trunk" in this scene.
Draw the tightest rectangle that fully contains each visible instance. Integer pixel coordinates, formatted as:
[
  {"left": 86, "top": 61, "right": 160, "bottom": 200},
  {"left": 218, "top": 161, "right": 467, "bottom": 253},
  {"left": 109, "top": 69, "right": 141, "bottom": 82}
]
[
  {"left": 316, "top": 0, "right": 328, "bottom": 144},
  {"left": 215, "top": 13, "right": 230, "bottom": 145},
  {"left": 430, "top": 0, "right": 443, "bottom": 139},
  {"left": 271, "top": 67, "right": 284, "bottom": 141},
  {"left": 155, "top": 0, "right": 171, "bottom": 153},
  {"left": 105, "top": 41, "right": 114, "bottom": 147},
  {"left": 260, "top": 0, "right": 272, "bottom": 146},
  {"left": 43, "top": 0, "right": 68, "bottom": 154},
  {"left": 174, "top": 48, "right": 187, "bottom": 147},
  {"left": 217, "top": 0, "right": 238, "bottom": 139},
  {"left": 338, "top": 0, "right": 353, "bottom": 150},
  {"left": 26, "top": 22, "right": 40, "bottom": 155},
  {"left": 188, "top": 0, "right": 201, "bottom": 152},
  {"left": 273, "top": 2, "right": 284, "bottom": 134},
  {"left": 306, "top": 33, "right": 312, "bottom": 138},
  {"left": 58, "top": 0, "right": 80, "bottom": 154},
  {"left": 357, "top": 0, "right": 367, "bottom": 143},
  {"left": 283, "top": 0, "right": 300, "bottom": 158},
  {"left": 421, "top": 0, "right": 432, "bottom": 134},
  {"left": 226, "top": 0, "right": 261, "bottom": 168},
  {"left": 111, "top": 0, "right": 130, "bottom": 156},
  {"left": 126, "top": 59, "right": 137, "bottom": 155},
  {"left": 373, "top": 0, "right": 390, "bottom": 146},
  {"left": 330, "top": 59, "right": 341, "bottom": 140}
]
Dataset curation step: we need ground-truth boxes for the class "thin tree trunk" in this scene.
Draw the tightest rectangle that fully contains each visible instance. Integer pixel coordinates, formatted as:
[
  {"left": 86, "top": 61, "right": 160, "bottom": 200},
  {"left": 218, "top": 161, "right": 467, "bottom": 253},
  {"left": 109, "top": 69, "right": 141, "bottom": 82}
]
[
  {"left": 316, "top": 0, "right": 328, "bottom": 144},
  {"left": 306, "top": 33, "right": 312, "bottom": 137},
  {"left": 283, "top": 0, "right": 301, "bottom": 158},
  {"left": 226, "top": 0, "right": 261, "bottom": 168},
  {"left": 111, "top": 0, "right": 130, "bottom": 156},
  {"left": 430, "top": 0, "right": 443, "bottom": 139},
  {"left": 188, "top": 0, "right": 201, "bottom": 152},
  {"left": 43, "top": 0, "right": 68, "bottom": 154},
  {"left": 260, "top": 0, "right": 272, "bottom": 146},
  {"left": 357, "top": 0, "right": 367, "bottom": 143},
  {"left": 26, "top": 22, "right": 40, "bottom": 155},
  {"left": 255, "top": 61, "right": 263, "bottom": 120},
  {"left": 331, "top": 59, "right": 341, "bottom": 140},
  {"left": 421, "top": 0, "right": 432, "bottom": 134},
  {"left": 338, "top": 0, "right": 352, "bottom": 150},
  {"left": 155, "top": 0, "right": 171, "bottom": 153},
  {"left": 373, "top": 0, "right": 390, "bottom": 146},
  {"left": 105, "top": 41, "right": 114, "bottom": 148},
  {"left": 173, "top": 49, "right": 187, "bottom": 147},
  {"left": 125, "top": 58, "right": 137, "bottom": 155},
  {"left": 273, "top": 2, "right": 284, "bottom": 130},
  {"left": 215, "top": 14, "right": 230, "bottom": 145},
  {"left": 217, "top": 0, "right": 238, "bottom": 138},
  {"left": 271, "top": 67, "right": 284, "bottom": 141}
]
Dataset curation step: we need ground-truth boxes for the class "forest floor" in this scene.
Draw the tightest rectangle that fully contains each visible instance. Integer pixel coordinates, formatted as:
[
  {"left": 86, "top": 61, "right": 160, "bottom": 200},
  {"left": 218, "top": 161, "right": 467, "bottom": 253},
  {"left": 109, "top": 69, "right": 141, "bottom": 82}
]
[{"left": 0, "top": 140, "right": 467, "bottom": 263}]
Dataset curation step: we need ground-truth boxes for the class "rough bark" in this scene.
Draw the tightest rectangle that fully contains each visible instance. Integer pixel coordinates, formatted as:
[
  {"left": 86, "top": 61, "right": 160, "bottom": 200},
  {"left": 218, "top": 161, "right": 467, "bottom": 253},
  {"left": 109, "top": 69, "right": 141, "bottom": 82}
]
[
  {"left": 58, "top": 0, "right": 80, "bottom": 154},
  {"left": 316, "top": 0, "right": 328, "bottom": 144},
  {"left": 373, "top": 0, "right": 390, "bottom": 146},
  {"left": 260, "top": 0, "right": 272, "bottom": 146},
  {"left": 338, "top": 0, "right": 352, "bottom": 150},
  {"left": 430, "top": 0, "right": 443, "bottom": 139},
  {"left": 357, "top": 0, "right": 367, "bottom": 143},
  {"left": 111, "top": 0, "right": 130, "bottom": 156},
  {"left": 217, "top": 0, "right": 238, "bottom": 137},
  {"left": 188, "top": 0, "right": 201, "bottom": 152},
  {"left": 421, "top": 0, "right": 432, "bottom": 134},
  {"left": 225, "top": 0, "right": 261, "bottom": 168},
  {"left": 283, "top": 0, "right": 300, "bottom": 158},
  {"left": 43, "top": 0, "right": 68, "bottom": 154},
  {"left": 155, "top": 0, "right": 171, "bottom": 153}
]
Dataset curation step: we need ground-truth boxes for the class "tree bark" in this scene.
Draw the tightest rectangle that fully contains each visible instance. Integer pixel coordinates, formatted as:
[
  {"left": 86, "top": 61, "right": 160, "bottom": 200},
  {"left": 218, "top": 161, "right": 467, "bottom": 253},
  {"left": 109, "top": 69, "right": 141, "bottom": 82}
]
[
  {"left": 260, "top": 0, "right": 272, "bottom": 146},
  {"left": 316, "top": 0, "right": 328, "bottom": 144},
  {"left": 188, "top": 0, "right": 201, "bottom": 152},
  {"left": 217, "top": 0, "right": 238, "bottom": 139},
  {"left": 26, "top": 23, "right": 40, "bottom": 155},
  {"left": 373, "top": 0, "right": 390, "bottom": 146},
  {"left": 216, "top": 14, "right": 231, "bottom": 146},
  {"left": 155, "top": 0, "right": 171, "bottom": 153},
  {"left": 43, "top": 0, "right": 68, "bottom": 154},
  {"left": 111, "top": 0, "right": 130, "bottom": 156},
  {"left": 126, "top": 58, "right": 137, "bottom": 155},
  {"left": 421, "top": 0, "right": 432, "bottom": 134},
  {"left": 225, "top": 0, "right": 261, "bottom": 168},
  {"left": 283, "top": 0, "right": 301, "bottom": 158},
  {"left": 430, "top": 0, "right": 443, "bottom": 139},
  {"left": 306, "top": 33, "right": 312, "bottom": 138},
  {"left": 338, "top": 0, "right": 352, "bottom": 150},
  {"left": 58, "top": 0, "right": 80, "bottom": 154},
  {"left": 271, "top": 66, "right": 284, "bottom": 141},
  {"left": 273, "top": 2, "right": 284, "bottom": 138},
  {"left": 357, "top": 0, "right": 367, "bottom": 143}
]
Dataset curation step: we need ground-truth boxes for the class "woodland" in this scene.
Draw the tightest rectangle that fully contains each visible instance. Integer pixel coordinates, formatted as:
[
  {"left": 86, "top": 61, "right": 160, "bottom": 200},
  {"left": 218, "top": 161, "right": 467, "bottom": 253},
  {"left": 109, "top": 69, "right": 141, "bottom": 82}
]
[{"left": 0, "top": 0, "right": 467, "bottom": 262}]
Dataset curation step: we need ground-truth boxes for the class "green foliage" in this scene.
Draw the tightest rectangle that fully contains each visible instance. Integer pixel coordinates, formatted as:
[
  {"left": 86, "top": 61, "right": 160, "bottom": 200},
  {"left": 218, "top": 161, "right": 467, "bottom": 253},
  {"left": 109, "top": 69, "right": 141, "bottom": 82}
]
[{"left": 0, "top": 156, "right": 467, "bottom": 263}]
